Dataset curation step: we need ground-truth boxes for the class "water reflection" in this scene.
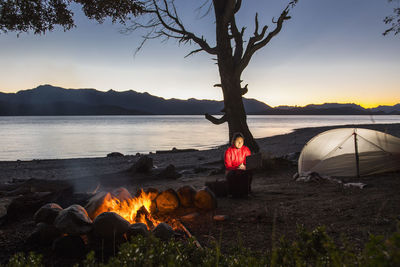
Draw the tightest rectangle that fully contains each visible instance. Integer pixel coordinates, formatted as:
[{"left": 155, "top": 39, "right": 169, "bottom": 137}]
[{"left": 0, "top": 115, "right": 398, "bottom": 160}]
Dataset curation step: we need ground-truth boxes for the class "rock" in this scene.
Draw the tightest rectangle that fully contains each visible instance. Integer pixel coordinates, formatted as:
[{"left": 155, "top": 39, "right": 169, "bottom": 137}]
[
  {"left": 0, "top": 197, "right": 16, "bottom": 219},
  {"left": 155, "top": 189, "right": 180, "bottom": 213},
  {"left": 180, "top": 212, "right": 199, "bottom": 222},
  {"left": 205, "top": 180, "right": 228, "bottom": 197},
  {"left": 54, "top": 205, "right": 92, "bottom": 235},
  {"left": 158, "top": 164, "right": 182, "bottom": 179},
  {"left": 176, "top": 186, "right": 196, "bottom": 207},
  {"left": 130, "top": 155, "right": 153, "bottom": 173},
  {"left": 111, "top": 187, "right": 132, "bottom": 202},
  {"left": 52, "top": 235, "right": 86, "bottom": 258},
  {"left": 126, "top": 223, "right": 149, "bottom": 239},
  {"left": 34, "top": 203, "right": 63, "bottom": 224},
  {"left": 152, "top": 222, "right": 174, "bottom": 241},
  {"left": 85, "top": 191, "right": 113, "bottom": 220},
  {"left": 107, "top": 152, "right": 124, "bottom": 157},
  {"left": 92, "top": 212, "right": 130, "bottom": 240},
  {"left": 194, "top": 187, "right": 217, "bottom": 211},
  {"left": 28, "top": 222, "right": 62, "bottom": 246}
]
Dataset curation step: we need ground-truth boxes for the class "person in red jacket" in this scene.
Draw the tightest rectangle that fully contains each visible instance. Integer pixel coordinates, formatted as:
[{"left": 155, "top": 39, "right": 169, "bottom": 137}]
[
  {"left": 224, "top": 132, "right": 252, "bottom": 197},
  {"left": 224, "top": 133, "right": 251, "bottom": 171}
]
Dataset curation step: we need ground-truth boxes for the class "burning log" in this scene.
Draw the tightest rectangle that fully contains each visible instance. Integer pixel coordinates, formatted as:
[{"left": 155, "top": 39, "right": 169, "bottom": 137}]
[
  {"left": 135, "top": 206, "right": 154, "bottom": 229},
  {"left": 155, "top": 189, "right": 180, "bottom": 213},
  {"left": 194, "top": 187, "right": 217, "bottom": 211},
  {"left": 85, "top": 192, "right": 113, "bottom": 220}
]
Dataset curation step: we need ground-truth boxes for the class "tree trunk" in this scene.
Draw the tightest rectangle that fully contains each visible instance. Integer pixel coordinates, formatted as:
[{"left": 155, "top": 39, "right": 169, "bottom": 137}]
[
  {"left": 213, "top": 0, "right": 259, "bottom": 152},
  {"left": 219, "top": 66, "right": 259, "bottom": 152}
]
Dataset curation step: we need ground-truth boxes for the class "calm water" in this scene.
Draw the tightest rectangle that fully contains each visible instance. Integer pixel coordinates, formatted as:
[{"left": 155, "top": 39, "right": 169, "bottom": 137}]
[{"left": 0, "top": 115, "right": 399, "bottom": 161}]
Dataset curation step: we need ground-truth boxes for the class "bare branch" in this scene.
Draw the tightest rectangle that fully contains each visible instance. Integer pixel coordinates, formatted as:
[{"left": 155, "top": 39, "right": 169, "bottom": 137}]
[
  {"left": 241, "top": 84, "right": 248, "bottom": 95},
  {"left": 238, "top": 2, "right": 295, "bottom": 74},
  {"left": 135, "top": 0, "right": 217, "bottom": 55},
  {"left": 205, "top": 113, "right": 227, "bottom": 125},
  {"left": 184, "top": 48, "right": 203, "bottom": 58},
  {"left": 233, "top": 0, "right": 242, "bottom": 14}
]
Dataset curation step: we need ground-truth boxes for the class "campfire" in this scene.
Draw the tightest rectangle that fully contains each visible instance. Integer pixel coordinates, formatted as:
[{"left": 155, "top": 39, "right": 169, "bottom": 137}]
[
  {"left": 13, "top": 184, "right": 218, "bottom": 259},
  {"left": 90, "top": 189, "right": 162, "bottom": 230}
]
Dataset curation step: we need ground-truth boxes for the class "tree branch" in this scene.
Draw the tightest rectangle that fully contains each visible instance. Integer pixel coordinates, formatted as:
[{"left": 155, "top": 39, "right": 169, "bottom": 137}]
[
  {"left": 143, "top": 0, "right": 217, "bottom": 55},
  {"left": 205, "top": 113, "right": 227, "bottom": 125},
  {"left": 238, "top": 2, "right": 295, "bottom": 75}
]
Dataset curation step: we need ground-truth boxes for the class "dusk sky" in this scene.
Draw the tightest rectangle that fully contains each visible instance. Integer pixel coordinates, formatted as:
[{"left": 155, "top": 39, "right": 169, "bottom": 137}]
[{"left": 0, "top": 0, "right": 399, "bottom": 108}]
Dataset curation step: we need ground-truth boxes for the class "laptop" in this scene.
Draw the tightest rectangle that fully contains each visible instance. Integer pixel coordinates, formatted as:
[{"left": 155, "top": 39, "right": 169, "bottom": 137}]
[{"left": 246, "top": 153, "right": 262, "bottom": 170}]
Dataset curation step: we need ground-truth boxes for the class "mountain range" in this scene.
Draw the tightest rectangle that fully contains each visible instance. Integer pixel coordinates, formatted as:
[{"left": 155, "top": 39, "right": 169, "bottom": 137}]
[{"left": 0, "top": 85, "right": 399, "bottom": 116}]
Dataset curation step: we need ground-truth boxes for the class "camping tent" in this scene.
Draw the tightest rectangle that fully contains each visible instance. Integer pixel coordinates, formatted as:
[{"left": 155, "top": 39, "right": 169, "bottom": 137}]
[{"left": 298, "top": 128, "right": 400, "bottom": 177}]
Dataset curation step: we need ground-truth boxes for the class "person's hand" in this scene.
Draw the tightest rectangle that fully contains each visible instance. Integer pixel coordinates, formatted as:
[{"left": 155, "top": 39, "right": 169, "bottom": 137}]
[{"left": 238, "top": 163, "right": 246, "bottom": 170}]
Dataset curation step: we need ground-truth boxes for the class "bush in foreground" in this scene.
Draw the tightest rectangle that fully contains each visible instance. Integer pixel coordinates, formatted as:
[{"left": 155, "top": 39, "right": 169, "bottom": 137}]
[{"left": 3, "top": 225, "right": 400, "bottom": 266}]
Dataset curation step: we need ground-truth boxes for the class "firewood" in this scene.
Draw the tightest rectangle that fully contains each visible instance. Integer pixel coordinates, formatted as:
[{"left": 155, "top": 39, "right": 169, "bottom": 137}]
[
  {"left": 155, "top": 189, "right": 180, "bottom": 213},
  {"left": 177, "top": 185, "right": 196, "bottom": 207},
  {"left": 194, "top": 187, "right": 217, "bottom": 211}
]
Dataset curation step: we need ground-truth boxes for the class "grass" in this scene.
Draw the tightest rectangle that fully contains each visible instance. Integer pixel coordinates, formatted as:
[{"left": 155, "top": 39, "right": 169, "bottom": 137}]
[{"left": 3, "top": 224, "right": 400, "bottom": 267}]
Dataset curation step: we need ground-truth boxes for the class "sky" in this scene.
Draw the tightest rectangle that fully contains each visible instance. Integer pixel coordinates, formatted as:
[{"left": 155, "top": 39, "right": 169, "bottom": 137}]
[{"left": 0, "top": 0, "right": 399, "bottom": 108}]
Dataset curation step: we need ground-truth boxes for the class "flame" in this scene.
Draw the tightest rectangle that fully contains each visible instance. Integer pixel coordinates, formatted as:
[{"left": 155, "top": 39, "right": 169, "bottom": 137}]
[{"left": 93, "top": 189, "right": 161, "bottom": 229}]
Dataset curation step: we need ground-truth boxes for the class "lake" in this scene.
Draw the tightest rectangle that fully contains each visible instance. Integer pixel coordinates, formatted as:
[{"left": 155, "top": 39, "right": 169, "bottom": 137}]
[{"left": 0, "top": 115, "right": 399, "bottom": 161}]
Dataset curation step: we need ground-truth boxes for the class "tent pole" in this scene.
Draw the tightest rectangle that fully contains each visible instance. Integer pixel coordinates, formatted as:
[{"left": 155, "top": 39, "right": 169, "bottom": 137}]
[{"left": 354, "top": 131, "right": 360, "bottom": 178}]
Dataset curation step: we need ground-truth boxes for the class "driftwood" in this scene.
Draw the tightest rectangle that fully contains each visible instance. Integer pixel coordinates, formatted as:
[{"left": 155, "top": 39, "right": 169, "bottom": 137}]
[
  {"left": 176, "top": 186, "right": 196, "bottom": 207},
  {"left": 155, "top": 189, "right": 180, "bottom": 213},
  {"left": 194, "top": 187, "right": 217, "bottom": 211}
]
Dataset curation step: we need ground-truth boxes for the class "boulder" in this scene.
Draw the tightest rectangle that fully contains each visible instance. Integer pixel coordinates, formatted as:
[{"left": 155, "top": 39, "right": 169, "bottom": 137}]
[
  {"left": 194, "top": 187, "right": 217, "bottom": 211},
  {"left": 28, "top": 222, "right": 62, "bottom": 246},
  {"left": 152, "top": 222, "right": 174, "bottom": 241},
  {"left": 158, "top": 164, "right": 181, "bottom": 179},
  {"left": 130, "top": 155, "right": 153, "bottom": 173},
  {"left": 54, "top": 205, "right": 92, "bottom": 235},
  {"left": 85, "top": 191, "right": 113, "bottom": 220},
  {"left": 34, "top": 203, "right": 63, "bottom": 224},
  {"left": 176, "top": 186, "right": 196, "bottom": 207},
  {"left": 107, "top": 152, "right": 124, "bottom": 157},
  {"left": 92, "top": 212, "right": 130, "bottom": 240},
  {"left": 52, "top": 235, "right": 86, "bottom": 258},
  {"left": 111, "top": 187, "right": 132, "bottom": 202},
  {"left": 126, "top": 223, "right": 149, "bottom": 239},
  {"left": 155, "top": 189, "right": 180, "bottom": 213}
]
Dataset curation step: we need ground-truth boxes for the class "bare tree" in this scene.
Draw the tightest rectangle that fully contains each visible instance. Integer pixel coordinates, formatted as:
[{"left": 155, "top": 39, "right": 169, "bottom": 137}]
[
  {"left": 384, "top": 0, "right": 400, "bottom": 35},
  {"left": 129, "top": 0, "right": 297, "bottom": 151}
]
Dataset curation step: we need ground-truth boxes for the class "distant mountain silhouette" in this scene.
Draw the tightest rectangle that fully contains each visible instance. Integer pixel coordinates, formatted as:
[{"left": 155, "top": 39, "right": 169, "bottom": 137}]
[{"left": 0, "top": 85, "right": 398, "bottom": 115}]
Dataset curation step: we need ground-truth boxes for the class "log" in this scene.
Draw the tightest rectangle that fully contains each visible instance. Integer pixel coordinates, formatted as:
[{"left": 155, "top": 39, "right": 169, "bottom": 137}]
[
  {"left": 177, "top": 185, "right": 196, "bottom": 208},
  {"left": 155, "top": 189, "right": 180, "bottom": 213},
  {"left": 194, "top": 187, "right": 217, "bottom": 211}
]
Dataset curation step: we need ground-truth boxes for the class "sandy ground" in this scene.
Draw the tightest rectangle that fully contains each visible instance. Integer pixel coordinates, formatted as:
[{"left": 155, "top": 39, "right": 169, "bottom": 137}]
[{"left": 0, "top": 122, "right": 400, "bottom": 263}]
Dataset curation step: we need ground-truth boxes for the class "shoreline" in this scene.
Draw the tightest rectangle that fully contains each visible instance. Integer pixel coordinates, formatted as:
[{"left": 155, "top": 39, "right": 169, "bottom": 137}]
[{"left": 0, "top": 122, "right": 399, "bottom": 184}]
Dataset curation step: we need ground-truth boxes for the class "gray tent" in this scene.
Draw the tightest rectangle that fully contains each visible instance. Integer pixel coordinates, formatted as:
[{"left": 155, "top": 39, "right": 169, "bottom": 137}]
[{"left": 298, "top": 128, "right": 400, "bottom": 177}]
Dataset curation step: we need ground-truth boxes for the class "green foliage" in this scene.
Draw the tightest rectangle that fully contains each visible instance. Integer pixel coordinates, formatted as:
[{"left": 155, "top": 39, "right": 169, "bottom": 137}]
[
  {"left": 4, "top": 252, "right": 43, "bottom": 267},
  {"left": 4, "top": 225, "right": 400, "bottom": 267},
  {"left": 0, "top": 0, "right": 143, "bottom": 34}
]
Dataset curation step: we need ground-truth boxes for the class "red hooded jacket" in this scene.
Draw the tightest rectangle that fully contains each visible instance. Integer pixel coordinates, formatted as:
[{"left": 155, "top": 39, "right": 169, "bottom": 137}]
[{"left": 224, "top": 145, "right": 251, "bottom": 171}]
